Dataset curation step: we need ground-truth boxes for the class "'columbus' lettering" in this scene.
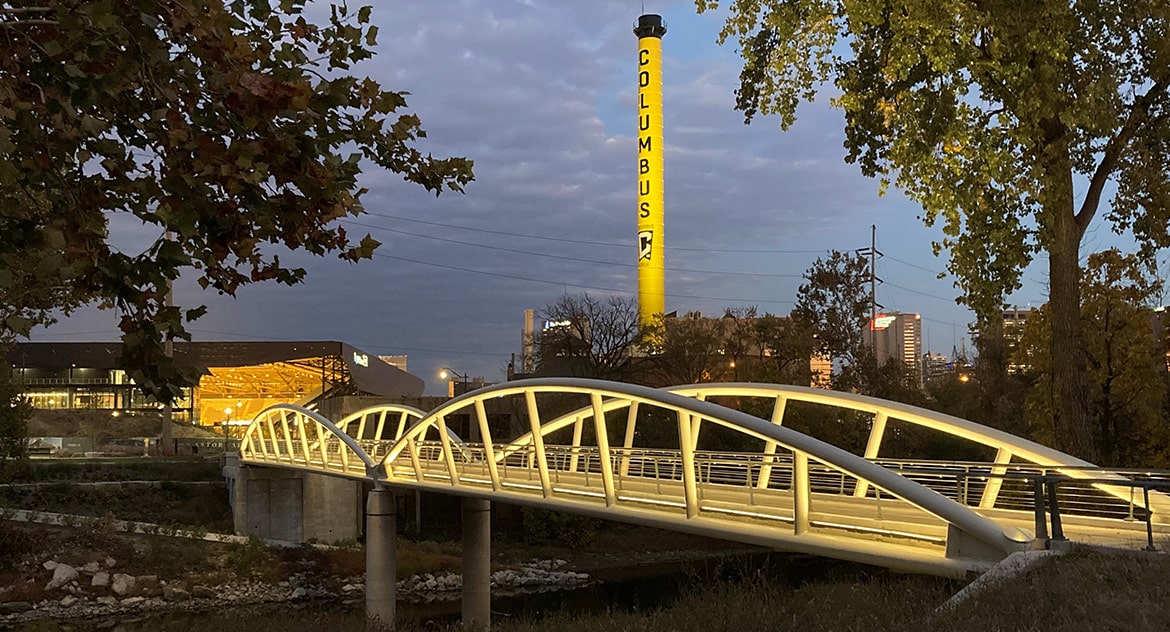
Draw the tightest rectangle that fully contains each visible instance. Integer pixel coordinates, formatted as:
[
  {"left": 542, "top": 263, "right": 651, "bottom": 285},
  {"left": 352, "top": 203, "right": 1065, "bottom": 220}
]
[
  {"left": 640, "top": 201, "right": 650, "bottom": 218},
  {"left": 640, "top": 180, "right": 651, "bottom": 196},
  {"left": 639, "top": 158, "right": 649, "bottom": 174},
  {"left": 638, "top": 137, "right": 652, "bottom": 153},
  {"left": 639, "top": 49, "right": 649, "bottom": 65},
  {"left": 639, "top": 70, "right": 649, "bottom": 87},
  {"left": 639, "top": 115, "right": 650, "bottom": 131}
]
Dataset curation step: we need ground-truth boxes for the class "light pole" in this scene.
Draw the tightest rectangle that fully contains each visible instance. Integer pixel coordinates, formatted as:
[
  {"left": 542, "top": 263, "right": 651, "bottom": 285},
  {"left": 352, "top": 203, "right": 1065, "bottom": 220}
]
[
  {"left": 439, "top": 367, "right": 475, "bottom": 443},
  {"left": 439, "top": 367, "right": 470, "bottom": 398}
]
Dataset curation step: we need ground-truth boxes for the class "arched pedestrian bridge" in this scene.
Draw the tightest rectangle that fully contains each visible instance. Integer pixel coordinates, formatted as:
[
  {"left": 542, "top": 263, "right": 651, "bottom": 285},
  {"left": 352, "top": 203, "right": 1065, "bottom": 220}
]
[{"left": 238, "top": 378, "right": 1169, "bottom": 579}]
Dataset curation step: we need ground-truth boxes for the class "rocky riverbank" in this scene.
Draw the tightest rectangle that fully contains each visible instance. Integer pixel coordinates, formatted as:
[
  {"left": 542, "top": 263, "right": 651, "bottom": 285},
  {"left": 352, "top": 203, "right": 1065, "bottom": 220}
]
[{"left": 0, "top": 555, "right": 592, "bottom": 627}]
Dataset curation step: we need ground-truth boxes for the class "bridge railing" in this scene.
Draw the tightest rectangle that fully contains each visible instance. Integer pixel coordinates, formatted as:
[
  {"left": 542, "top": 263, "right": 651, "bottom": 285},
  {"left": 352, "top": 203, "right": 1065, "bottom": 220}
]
[{"left": 383, "top": 438, "right": 965, "bottom": 546}]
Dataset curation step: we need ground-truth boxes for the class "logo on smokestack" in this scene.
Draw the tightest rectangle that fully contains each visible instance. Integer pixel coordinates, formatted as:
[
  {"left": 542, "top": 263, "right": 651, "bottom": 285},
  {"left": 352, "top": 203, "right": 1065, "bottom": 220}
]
[
  {"left": 635, "top": 14, "right": 666, "bottom": 327},
  {"left": 638, "top": 230, "right": 654, "bottom": 260}
]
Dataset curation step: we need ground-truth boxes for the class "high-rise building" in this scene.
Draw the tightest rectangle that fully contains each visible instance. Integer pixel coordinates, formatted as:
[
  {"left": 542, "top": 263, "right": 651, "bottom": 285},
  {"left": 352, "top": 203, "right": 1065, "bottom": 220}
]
[
  {"left": 870, "top": 312, "right": 922, "bottom": 379},
  {"left": 1002, "top": 306, "right": 1033, "bottom": 374}
]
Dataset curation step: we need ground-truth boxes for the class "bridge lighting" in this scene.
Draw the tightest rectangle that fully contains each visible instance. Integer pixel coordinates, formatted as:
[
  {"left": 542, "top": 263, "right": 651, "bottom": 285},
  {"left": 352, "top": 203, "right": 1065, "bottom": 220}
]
[{"left": 958, "top": 374, "right": 971, "bottom": 383}]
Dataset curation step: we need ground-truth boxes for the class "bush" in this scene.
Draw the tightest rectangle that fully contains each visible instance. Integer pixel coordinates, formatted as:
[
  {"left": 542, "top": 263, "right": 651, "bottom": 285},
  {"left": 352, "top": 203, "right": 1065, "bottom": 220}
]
[
  {"left": 225, "top": 535, "right": 281, "bottom": 582},
  {"left": 520, "top": 507, "right": 601, "bottom": 548}
]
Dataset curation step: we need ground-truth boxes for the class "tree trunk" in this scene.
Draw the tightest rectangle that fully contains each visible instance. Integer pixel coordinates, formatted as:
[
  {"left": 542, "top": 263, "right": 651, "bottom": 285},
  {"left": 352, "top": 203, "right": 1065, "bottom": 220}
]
[{"left": 1049, "top": 207, "right": 1097, "bottom": 461}]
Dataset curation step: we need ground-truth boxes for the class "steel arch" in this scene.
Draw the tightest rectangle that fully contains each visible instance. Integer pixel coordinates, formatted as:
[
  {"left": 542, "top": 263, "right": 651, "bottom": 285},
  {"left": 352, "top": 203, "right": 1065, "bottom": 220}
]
[
  {"left": 519, "top": 382, "right": 1167, "bottom": 516},
  {"left": 373, "top": 378, "right": 1029, "bottom": 575},
  {"left": 241, "top": 404, "right": 378, "bottom": 477}
]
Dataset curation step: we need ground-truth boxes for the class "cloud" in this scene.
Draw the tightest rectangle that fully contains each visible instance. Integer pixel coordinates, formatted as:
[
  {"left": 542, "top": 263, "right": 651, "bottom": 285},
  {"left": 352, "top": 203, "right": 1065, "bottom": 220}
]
[{"left": 35, "top": 0, "right": 984, "bottom": 392}]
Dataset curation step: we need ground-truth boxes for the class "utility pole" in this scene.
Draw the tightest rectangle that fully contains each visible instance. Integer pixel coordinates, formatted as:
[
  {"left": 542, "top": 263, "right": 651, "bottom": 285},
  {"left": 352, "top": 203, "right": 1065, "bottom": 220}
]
[{"left": 856, "top": 225, "right": 883, "bottom": 349}]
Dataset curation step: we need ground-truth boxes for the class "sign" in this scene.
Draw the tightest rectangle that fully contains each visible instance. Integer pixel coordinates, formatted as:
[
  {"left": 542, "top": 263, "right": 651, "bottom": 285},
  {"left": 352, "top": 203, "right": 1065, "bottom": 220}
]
[{"left": 353, "top": 352, "right": 369, "bottom": 367}]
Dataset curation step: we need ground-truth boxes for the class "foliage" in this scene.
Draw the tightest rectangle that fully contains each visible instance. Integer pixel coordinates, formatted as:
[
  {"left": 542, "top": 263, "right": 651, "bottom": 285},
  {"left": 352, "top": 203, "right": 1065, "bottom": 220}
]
[
  {"left": 1018, "top": 250, "right": 1170, "bottom": 466},
  {"left": 0, "top": 349, "right": 31, "bottom": 481},
  {"left": 698, "top": 0, "right": 1170, "bottom": 460},
  {"left": 520, "top": 506, "right": 600, "bottom": 548},
  {"left": 751, "top": 311, "right": 817, "bottom": 385},
  {"left": 225, "top": 535, "right": 281, "bottom": 581},
  {"left": 536, "top": 294, "right": 644, "bottom": 381},
  {"left": 642, "top": 312, "right": 728, "bottom": 385},
  {"left": 793, "top": 250, "right": 871, "bottom": 367},
  {"left": 0, "top": 1, "right": 473, "bottom": 401},
  {"left": 834, "top": 352, "right": 928, "bottom": 407}
]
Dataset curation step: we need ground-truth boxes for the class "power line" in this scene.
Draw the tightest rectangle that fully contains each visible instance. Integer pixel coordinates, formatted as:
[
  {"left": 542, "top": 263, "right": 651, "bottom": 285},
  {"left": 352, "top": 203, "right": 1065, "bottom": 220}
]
[
  {"left": 883, "top": 280, "right": 957, "bottom": 303},
  {"left": 885, "top": 255, "right": 943, "bottom": 275},
  {"left": 186, "top": 328, "right": 510, "bottom": 358},
  {"left": 371, "top": 252, "right": 793, "bottom": 306},
  {"left": 343, "top": 219, "right": 802, "bottom": 279},
  {"left": 361, "top": 210, "right": 825, "bottom": 254}
]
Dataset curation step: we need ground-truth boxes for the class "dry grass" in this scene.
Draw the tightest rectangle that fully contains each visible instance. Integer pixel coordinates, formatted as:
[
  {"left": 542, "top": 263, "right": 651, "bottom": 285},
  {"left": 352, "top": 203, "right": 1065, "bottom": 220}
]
[{"left": 928, "top": 548, "right": 1170, "bottom": 632}]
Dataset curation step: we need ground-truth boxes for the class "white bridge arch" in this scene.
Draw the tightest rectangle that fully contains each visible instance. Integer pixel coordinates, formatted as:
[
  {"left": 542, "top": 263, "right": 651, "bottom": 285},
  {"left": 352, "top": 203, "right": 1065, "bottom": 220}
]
[{"left": 239, "top": 378, "right": 1167, "bottom": 578}]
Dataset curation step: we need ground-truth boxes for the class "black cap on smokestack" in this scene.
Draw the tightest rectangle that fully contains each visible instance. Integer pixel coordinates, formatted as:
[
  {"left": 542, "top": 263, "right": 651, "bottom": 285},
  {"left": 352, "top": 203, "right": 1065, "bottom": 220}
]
[{"left": 634, "top": 14, "right": 667, "bottom": 38}]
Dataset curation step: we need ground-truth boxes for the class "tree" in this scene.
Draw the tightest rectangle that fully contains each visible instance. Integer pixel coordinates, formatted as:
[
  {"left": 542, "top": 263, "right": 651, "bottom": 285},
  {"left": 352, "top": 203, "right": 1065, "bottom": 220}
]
[
  {"left": 752, "top": 312, "right": 817, "bottom": 385},
  {"left": 536, "top": 294, "right": 643, "bottom": 381},
  {"left": 642, "top": 312, "right": 727, "bottom": 386},
  {"left": 719, "top": 306, "right": 760, "bottom": 381},
  {"left": 793, "top": 249, "right": 871, "bottom": 367},
  {"left": 0, "top": 1, "right": 473, "bottom": 401},
  {"left": 1018, "top": 250, "right": 1169, "bottom": 466},
  {"left": 0, "top": 352, "right": 32, "bottom": 481},
  {"left": 697, "top": 0, "right": 1170, "bottom": 460}
]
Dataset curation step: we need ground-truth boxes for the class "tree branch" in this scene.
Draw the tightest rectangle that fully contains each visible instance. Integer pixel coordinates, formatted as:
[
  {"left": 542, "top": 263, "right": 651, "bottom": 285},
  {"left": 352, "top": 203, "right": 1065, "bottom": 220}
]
[{"left": 1076, "top": 78, "right": 1170, "bottom": 230}]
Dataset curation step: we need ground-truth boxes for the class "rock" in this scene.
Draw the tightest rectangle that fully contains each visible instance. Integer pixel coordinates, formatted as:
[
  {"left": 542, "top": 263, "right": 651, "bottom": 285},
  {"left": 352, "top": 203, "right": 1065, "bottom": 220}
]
[
  {"left": 103, "top": 556, "right": 116, "bottom": 568},
  {"left": 45, "top": 564, "right": 79, "bottom": 591},
  {"left": 341, "top": 583, "right": 361, "bottom": 593},
  {"left": 42, "top": 561, "right": 58, "bottom": 571},
  {"left": 79, "top": 562, "right": 101, "bottom": 574},
  {"left": 290, "top": 587, "right": 308, "bottom": 600},
  {"left": 95, "top": 596, "right": 117, "bottom": 606},
  {"left": 136, "top": 575, "right": 161, "bottom": 597},
  {"left": 91, "top": 571, "right": 110, "bottom": 588},
  {"left": 191, "top": 585, "right": 216, "bottom": 599},
  {"left": 110, "top": 573, "right": 135, "bottom": 597},
  {"left": 0, "top": 602, "right": 32, "bottom": 614},
  {"left": 162, "top": 586, "right": 190, "bottom": 602},
  {"left": 120, "top": 596, "right": 146, "bottom": 606},
  {"left": 59, "top": 595, "right": 79, "bottom": 608}
]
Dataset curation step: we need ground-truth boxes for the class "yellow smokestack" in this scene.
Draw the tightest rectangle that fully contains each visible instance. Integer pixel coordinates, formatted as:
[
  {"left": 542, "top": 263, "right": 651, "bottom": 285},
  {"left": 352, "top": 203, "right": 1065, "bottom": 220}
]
[{"left": 635, "top": 14, "right": 666, "bottom": 328}]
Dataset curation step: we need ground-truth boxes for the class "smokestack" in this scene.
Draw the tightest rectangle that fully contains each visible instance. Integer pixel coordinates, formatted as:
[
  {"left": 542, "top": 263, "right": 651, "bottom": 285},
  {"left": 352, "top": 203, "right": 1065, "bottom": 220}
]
[{"left": 635, "top": 14, "right": 667, "bottom": 328}]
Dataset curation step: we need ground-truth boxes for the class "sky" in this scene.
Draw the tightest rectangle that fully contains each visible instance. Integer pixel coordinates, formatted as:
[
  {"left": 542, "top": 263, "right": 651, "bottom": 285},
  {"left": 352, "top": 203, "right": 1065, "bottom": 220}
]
[{"left": 32, "top": 0, "right": 1103, "bottom": 395}]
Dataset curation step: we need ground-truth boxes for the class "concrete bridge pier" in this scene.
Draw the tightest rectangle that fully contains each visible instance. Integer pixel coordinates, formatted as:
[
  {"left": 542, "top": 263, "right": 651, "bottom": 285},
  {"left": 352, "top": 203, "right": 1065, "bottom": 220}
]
[
  {"left": 366, "top": 487, "right": 397, "bottom": 628},
  {"left": 462, "top": 498, "right": 491, "bottom": 629}
]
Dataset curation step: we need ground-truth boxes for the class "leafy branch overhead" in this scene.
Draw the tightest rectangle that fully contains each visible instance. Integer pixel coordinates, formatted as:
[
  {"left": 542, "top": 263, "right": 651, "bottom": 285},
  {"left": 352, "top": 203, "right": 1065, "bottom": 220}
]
[
  {"left": 698, "top": 0, "right": 1168, "bottom": 460},
  {"left": 0, "top": 1, "right": 473, "bottom": 400}
]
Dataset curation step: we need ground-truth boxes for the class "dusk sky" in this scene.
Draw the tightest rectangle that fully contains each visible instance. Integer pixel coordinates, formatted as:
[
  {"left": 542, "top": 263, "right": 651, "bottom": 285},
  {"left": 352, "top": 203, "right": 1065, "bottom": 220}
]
[{"left": 33, "top": 0, "right": 1131, "bottom": 395}]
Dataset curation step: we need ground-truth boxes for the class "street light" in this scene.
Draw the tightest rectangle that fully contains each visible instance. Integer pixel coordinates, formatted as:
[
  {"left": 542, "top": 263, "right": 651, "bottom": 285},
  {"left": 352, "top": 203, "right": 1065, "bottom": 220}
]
[
  {"left": 439, "top": 367, "right": 470, "bottom": 397},
  {"left": 439, "top": 367, "right": 476, "bottom": 442}
]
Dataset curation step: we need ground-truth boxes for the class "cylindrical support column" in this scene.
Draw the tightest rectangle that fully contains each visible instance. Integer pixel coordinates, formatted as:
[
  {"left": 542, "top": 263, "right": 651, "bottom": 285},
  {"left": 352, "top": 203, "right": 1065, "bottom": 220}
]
[
  {"left": 365, "top": 487, "right": 397, "bottom": 628},
  {"left": 462, "top": 498, "right": 491, "bottom": 629},
  {"left": 793, "top": 453, "right": 810, "bottom": 535}
]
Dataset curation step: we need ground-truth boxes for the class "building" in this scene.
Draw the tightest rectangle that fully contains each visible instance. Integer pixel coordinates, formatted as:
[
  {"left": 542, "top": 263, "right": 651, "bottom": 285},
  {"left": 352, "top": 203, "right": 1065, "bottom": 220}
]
[
  {"left": 7, "top": 341, "right": 423, "bottom": 427},
  {"left": 870, "top": 312, "right": 923, "bottom": 380},
  {"left": 922, "top": 352, "right": 952, "bottom": 384},
  {"left": 1002, "top": 306, "right": 1033, "bottom": 374}
]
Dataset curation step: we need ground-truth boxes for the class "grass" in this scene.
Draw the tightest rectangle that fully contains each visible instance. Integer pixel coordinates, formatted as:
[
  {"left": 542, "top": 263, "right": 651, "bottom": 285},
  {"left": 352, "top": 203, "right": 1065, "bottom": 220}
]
[
  {"left": 15, "top": 548, "right": 1167, "bottom": 632},
  {"left": 15, "top": 458, "right": 224, "bottom": 483},
  {"left": 0, "top": 480, "right": 234, "bottom": 532}
]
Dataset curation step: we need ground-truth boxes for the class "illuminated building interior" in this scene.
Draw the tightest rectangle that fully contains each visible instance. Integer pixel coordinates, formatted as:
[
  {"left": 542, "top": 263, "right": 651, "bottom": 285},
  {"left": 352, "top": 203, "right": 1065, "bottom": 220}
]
[{"left": 9, "top": 342, "right": 423, "bottom": 428}]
